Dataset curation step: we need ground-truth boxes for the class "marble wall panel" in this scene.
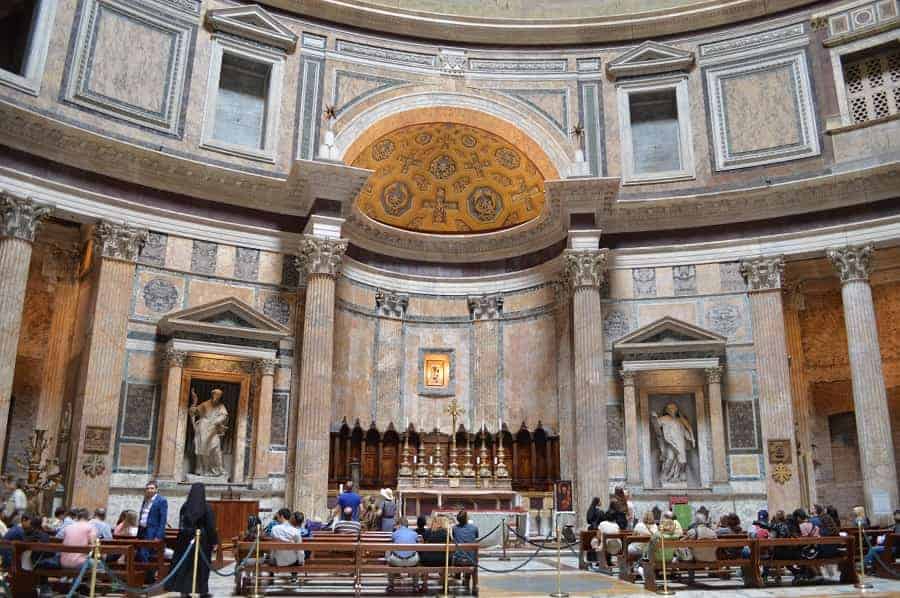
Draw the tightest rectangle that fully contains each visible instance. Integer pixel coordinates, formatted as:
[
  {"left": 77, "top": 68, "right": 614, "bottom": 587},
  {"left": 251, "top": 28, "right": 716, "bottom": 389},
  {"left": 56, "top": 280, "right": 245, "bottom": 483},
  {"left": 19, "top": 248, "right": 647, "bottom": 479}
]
[
  {"left": 138, "top": 231, "right": 167, "bottom": 266},
  {"left": 633, "top": 268, "right": 656, "bottom": 298},
  {"left": 274, "top": 367, "right": 292, "bottom": 391},
  {"left": 235, "top": 247, "right": 260, "bottom": 281},
  {"left": 407, "top": 296, "right": 470, "bottom": 318},
  {"left": 725, "top": 370, "right": 754, "bottom": 400},
  {"left": 258, "top": 251, "right": 284, "bottom": 285},
  {"left": 503, "top": 285, "right": 554, "bottom": 313},
  {"left": 269, "top": 451, "right": 286, "bottom": 474},
  {"left": 800, "top": 290, "right": 850, "bottom": 383},
  {"left": 729, "top": 454, "right": 761, "bottom": 478},
  {"left": 191, "top": 240, "right": 218, "bottom": 275},
  {"left": 719, "top": 262, "right": 746, "bottom": 292},
  {"left": 402, "top": 324, "right": 471, "bottom": 432},
  {"left": 127, "top": 350, "right": 159, "bottom": 382},
  {"left": 695, "top": 263, "right": 720, "bottom": 295},
  {"left": 165, "top": 236, "right": 192, "bottom": 271},
  {"left": 609, "top": 269, "right": 634, "bottom": 299},
  {"left": 502, "top": 317, "right": 557, "bottom": 429},
  {"left": 655, "top": 267, "right": 675, "bottom": 297},
  {"left": 133, "top": 270, "right": 185, "bottom": 319},
  {"left": 187, "top": 279, "right": 255, "bottom": 307},
  {"left": 637, "top": 302, "right": 697, "bottom": 327},
  {"left": 215, "top": 245, "right": 236, "bottom": 279},
  {"left": 120, "top": 382, "right": 157, "bottom": 440},
  {"left": 726, "top": 400, "right": 758, "bottom": 450},
  {"left": 704, "top": 295, "right": 750, "bottom": 342},
  {"left": 336, "top": 279, "right": 376, "bottom": 310},
  {"left": 258, "top": 290, "right": 295, "bottom": 329},
  {"left": 673, "top": 265, "right": 697, "bottom": 296},
  {"left": 271, "top": 391, "right": 289, "bottom": 447},
  {"left": 117, "top": 443, "right": 150, "bottom": 471},
  {"left": 609, "top": 455, "right": 626, "bottom": 480},
  {"left": 602, "top": 305, "right": 635, "bottom": 346},
  {"left": 332, "top": 309, "right": 376, "bottom": 424},
  {"left": 607, "top": 404, "right": 625, "bottom": 452}
]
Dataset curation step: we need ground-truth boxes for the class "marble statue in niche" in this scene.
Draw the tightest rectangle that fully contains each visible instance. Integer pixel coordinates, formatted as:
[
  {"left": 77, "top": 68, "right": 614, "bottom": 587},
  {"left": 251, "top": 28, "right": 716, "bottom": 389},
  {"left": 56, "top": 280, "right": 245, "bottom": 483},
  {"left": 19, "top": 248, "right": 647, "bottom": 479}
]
[
  {"left": 652, "top": 402, "right": 695, "bottom": 484},
  {"left": 189, "top": 388, "right": 229, "bottom": 476}
]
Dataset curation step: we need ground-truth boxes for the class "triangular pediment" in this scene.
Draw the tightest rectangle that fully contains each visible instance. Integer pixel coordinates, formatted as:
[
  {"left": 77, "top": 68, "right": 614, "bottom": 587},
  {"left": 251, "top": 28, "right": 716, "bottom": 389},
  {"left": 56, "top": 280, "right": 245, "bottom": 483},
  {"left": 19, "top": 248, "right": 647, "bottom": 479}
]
[
  {"left": 205, "top": 6, "right": 298, "bottom": 53},
  {"left": 606, "top": 41, "right": 694, "bottom": 79},
  {"left": 159, "top": 297, "right": 290, "bottom": 343},
  {"left": 613, "top": 317, "right": 725, "bottom": 360}
]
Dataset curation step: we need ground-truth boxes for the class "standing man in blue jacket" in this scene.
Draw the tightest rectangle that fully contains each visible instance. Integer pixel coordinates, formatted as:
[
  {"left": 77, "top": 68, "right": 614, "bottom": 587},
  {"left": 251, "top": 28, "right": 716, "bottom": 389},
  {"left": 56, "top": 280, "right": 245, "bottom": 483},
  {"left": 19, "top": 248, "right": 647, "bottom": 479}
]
[{"left": 137, "top": 480, "right": 168, "bottom": 580}]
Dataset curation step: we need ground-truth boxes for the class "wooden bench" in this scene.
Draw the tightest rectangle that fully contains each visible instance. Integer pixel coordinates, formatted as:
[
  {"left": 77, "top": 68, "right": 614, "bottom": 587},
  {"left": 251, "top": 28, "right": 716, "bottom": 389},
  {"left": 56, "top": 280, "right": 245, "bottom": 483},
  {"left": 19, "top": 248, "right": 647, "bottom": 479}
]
[
  {"left": 232, "top": 539, "right": 479, "bottom": 596},
  {"left": 756, "top": 536, "right": 858, "bottom": 586},
  {"left": 642, "top": 537, "right": 756, "bottom": 592},
  {"left": 872, "top": 533, "right": 899, "bottom": 578},
  {"left": 577, "top": 530, "right": 632, "bottom": 573}
]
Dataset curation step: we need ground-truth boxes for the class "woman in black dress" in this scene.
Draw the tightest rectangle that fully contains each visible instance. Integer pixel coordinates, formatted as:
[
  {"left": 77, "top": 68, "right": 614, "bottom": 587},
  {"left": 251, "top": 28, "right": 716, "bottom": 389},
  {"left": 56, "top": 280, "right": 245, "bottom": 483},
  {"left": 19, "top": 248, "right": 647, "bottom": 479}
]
[{"left": 165, "top": 482, "right": 219, "bottom": 598}]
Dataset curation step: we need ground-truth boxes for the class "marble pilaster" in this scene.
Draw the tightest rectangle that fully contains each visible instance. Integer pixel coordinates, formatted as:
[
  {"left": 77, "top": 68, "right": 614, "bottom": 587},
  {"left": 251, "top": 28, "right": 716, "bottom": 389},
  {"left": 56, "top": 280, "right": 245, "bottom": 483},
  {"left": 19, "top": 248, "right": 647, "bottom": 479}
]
[
  {"left": 374, "top": 290, "right": 407, "bottom": 428},
  {"left": 251, "top": 358, "right": 277, "bottom": 486},
  {"left": 705, "top": 367, "right": 728, "bottom": 484},
  {"left": 783, "top": 285, "right": 817, "bottom": 506},
  {"left": 741, "top": 255, "right": 802, "bottom": 513},
  {"left": 555, "top": 282, "right": 576, "bottom": 481},
  {"left": 67, "top": 221, "right": 146, "bottom": 510},
  {"left": 34, "top": 245, "right": 83, "bottom": 460},
  {"left": 469, "top": 295, "right": 503, "bottom": 427},
  {"left": 827, "top": 244, "right": 898, "bottom": 523},
  {"left": 292, "top": 236, "right": 346, "bottom": 518},
  {"left": 565, "top": 249, "right": 608, "bottom": 517},
  {"left": 620, "top": 370, "right": 641, "bottom": 485},
  {"left": 156, "top": 348, "right": 187, "bottom": 480},
  {"left": 0, "top": 193, "right": 51, "bottom": 469}
]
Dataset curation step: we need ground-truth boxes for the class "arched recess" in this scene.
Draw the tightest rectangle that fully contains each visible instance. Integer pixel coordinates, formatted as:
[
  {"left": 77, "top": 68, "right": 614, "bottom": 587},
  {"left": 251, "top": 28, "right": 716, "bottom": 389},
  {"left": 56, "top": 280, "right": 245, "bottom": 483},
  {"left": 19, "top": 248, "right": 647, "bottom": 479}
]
[{"left": 335, "top": 92, "right": 571, "bottom": 179}]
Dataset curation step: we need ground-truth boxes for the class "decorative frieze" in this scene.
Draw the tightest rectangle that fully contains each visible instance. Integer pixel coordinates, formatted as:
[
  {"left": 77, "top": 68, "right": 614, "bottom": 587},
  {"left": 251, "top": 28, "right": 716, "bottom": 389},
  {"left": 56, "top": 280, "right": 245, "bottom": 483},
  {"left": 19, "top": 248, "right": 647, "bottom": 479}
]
[
  {"left": 699, "top": 23, "right": 807, "bottom": 59},
  {"left": 468, "top": 294, "right": 504, "bottom": 321},
  {"left": 191, "top": 240, "right": 217, "bottom": 274},
  {"left": 813, "top": 0, "right": 900, "bottom": 46},
  {"left": 93, "top": 222, "right": 148, "bottom": 263},
  {"left": 335, "top": 39, "right": 436, "bottom": 67},
  {"left": 740, "top": 255, "right": 785, "bottom": 291},
  {"left": 632, "top": 268, "right": 656, "bottom": 298},
  {"left": 375, "top": 290, "right": 409, "bottom": 319},
  {"left": 0, "top": 193, "right": 51, "bottom": 242},
  {"left": 564, "top": 249, "right": 608, "bottom": 289},
  {"left": 827, "top": 244, "right": 874, "bottom": 283},
  {"left": 673, "top": 265, "right": 697, "bottom": 296},
  {"left": 468, "top": 58, "right": 567, "bottom": 74},
  {"left": 439, "top": 49, "right": 467, "bottom": 76},
  {"left": 295, "top": 237, "right": 348, "bottom": 279}
]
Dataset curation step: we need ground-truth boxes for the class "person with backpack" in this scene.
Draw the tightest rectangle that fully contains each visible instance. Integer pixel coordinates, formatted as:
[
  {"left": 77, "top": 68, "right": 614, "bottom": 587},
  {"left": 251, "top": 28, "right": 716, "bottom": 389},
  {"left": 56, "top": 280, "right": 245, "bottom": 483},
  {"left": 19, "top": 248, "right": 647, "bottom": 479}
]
[{"left": 380, "top": 488, "right": 398, "bottom": 531}]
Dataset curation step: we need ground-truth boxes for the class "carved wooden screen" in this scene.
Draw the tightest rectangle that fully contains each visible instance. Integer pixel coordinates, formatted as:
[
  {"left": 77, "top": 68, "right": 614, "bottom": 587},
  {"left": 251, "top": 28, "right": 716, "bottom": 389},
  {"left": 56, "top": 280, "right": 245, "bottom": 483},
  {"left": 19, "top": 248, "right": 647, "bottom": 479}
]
[
  {"left": 382, "top": 431, "right": 400, "bottom": 487},
  {"left": 362, "top": 427, "right": 380, "bottom": 486},
  {"left": 514, "top": 429, "right": 533, "bottom": 488}
]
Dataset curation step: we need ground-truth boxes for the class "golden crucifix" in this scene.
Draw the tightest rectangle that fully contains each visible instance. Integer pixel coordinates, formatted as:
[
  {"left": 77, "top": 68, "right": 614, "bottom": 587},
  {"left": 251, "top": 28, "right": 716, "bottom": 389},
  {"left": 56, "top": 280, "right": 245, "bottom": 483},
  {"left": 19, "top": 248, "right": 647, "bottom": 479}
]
[{"left": 444, "top": 398, "right": 465, "bottom": 435}]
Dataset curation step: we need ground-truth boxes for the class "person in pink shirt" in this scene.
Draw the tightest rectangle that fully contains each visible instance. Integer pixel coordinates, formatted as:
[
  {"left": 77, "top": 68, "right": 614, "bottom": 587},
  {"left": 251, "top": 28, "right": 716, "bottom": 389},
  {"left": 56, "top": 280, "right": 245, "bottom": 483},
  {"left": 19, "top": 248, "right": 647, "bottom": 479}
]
[{"left": 60, "top": 509, "right": 97, "bottom": 569}]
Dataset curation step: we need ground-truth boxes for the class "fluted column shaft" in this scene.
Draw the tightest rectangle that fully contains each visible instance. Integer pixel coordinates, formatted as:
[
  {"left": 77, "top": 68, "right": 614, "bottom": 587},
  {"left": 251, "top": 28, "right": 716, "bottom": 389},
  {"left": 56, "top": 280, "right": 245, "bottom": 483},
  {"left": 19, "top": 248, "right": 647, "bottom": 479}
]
[
  {"left": 706, "top": 368, "right": 728, "bottom": 484},
  {"left": 783, "top": 289, "right": 817, "bottom": 506},
  {"left": 621, "top": 371, "right": 640, "bottom": 485},
  {"left": 33, "top": 248, "right": 81, "bottom": 461},
  {"left": 0, "top": 194, "right": 50, "bottom": 469},
  {"left": 252, "top": 359, "right": 277, "bottom": 485},
  {"left": 742, "top": 256, "right": 802, "bottom": 514},
  {"left": 470, "top": 295, "right": 503, "bottom": 428},
  {"left": 828, "top": 245, "right": 898, "bottom": 523},
  {"left": 566, "top": 249, "right": 608, "bottom": 520},
  {"left": 292, "top": 235, "right": 346, "bottom": 519},
  {"left": 555, "top": 285, "right": 575, "bottom": 481},
  {"left": 156, "top": 349, "right": 186, "bottom": 480}
]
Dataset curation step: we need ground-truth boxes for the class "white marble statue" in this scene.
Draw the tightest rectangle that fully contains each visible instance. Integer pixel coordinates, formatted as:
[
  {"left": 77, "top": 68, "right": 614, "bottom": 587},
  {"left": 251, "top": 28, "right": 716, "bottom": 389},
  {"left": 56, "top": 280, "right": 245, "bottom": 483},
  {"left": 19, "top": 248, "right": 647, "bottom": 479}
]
[
  {"left": 651, "top": 402, "right": 695, "bottom": 483},
  {"left": 189, "top": 388, "right": 229, "bottom": 476}
]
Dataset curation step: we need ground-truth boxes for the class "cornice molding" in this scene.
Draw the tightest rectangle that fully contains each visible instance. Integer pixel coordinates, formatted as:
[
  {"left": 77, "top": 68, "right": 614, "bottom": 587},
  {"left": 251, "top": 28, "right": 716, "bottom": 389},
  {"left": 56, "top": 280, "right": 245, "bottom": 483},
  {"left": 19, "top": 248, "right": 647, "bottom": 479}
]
[{"left": 606, "top": 41, "right": 695, "bottom": 79}]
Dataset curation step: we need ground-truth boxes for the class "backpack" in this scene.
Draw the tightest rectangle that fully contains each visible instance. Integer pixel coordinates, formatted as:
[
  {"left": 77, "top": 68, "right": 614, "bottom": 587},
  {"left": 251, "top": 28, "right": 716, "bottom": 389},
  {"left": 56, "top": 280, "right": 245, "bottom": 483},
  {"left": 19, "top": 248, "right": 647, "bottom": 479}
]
[{"left": 381, "top": 500, "right": 397, "bottom": 519}]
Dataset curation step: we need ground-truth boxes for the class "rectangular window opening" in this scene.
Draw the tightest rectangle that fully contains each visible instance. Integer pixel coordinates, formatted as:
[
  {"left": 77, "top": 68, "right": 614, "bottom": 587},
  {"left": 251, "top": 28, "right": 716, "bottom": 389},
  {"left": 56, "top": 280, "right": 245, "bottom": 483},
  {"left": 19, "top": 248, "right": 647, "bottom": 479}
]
[
  {"left": 0, "top": 0, "right": 39, "bottom": 76},
  {"left": 628, "top": 88, "right": 682, "bottom": 175},
  {"left": 212, "top": 53, "right": 271, "bottom": 150}
]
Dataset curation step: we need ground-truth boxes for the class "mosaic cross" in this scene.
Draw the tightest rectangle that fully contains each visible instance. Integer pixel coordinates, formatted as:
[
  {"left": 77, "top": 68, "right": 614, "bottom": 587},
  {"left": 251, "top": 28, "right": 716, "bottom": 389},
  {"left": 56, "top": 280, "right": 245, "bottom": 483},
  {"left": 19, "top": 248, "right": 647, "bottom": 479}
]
[
  {"left": 398, "top": 153, "right": 422, "bottom": 174},
  {"left": 511, "top": 177, "right": 542, "bottom": 211},
  {"left": 464, "top": 152, "right": 491, "bottom": 178},
  {"left": 422, "top": 186, "right": 458, "bottom": 224}
]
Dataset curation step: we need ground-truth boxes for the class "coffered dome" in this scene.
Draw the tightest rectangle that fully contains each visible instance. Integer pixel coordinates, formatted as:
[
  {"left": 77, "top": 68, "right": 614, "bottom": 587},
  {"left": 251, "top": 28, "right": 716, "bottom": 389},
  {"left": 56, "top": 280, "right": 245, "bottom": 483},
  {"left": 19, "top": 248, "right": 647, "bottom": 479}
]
[{"left": 350, "top": 123, "right": 546, "bottom": 234}]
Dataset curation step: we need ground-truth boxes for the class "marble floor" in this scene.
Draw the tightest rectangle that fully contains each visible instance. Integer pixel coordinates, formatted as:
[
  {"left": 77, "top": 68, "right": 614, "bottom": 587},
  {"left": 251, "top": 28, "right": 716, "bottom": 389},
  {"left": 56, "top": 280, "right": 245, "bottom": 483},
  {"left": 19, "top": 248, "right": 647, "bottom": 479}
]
[{"left": 142, "top": 555, "right": 900, "bottom": 597}]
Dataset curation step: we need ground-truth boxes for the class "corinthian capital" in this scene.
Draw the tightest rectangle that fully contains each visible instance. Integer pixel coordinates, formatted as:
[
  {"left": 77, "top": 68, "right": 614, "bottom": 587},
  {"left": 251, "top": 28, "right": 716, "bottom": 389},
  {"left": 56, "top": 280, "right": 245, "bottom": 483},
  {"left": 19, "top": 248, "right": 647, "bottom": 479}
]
[
  {"left": 163, "top": 348, "right": 188, "bottom": 368},
  {"left": 740, "top": 255, "right": 784, "bottom": 292},
  {"left": 705, "top": 366, "right": 723, "bottom": 385},
  {"left": 254, "top": 358, "right": 278, "bottom": 376},
  {"left": 93, "top": 221, "right": 148, "bottom": 262},
  {"left": 827, "top": 244, "right": 873, "bottom": 284},
  {"left": 563, "top": 249, "right": 608, "bottom": 289},
  {"left": 375, "top": 289, "right": 409, "bottom": 319},
  {"left": 0, "top": 193, "right": 52, "bottom": 242},
  {"left": 295, "top": 236, "right": 347, "bottom": 279},
  {"left": 468, "top": 294, "right": 503, "bottom": 321}
]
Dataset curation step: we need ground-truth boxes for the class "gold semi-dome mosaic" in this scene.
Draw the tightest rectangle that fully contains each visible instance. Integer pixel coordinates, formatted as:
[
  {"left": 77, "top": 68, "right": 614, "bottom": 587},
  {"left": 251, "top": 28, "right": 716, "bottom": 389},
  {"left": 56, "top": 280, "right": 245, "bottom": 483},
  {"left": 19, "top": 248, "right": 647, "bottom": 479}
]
[{"left": 351, "top": 123, "right": 546, "bottom": 234}]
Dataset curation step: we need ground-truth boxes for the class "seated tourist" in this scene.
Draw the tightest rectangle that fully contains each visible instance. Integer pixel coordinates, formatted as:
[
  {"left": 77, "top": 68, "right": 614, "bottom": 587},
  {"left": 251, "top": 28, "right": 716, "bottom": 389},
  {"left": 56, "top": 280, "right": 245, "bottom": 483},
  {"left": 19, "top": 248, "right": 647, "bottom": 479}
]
[
  {"left": 21, "top": 516, "right": 52, "bottom": 571},
  {"left": 54, "top": 508, "right": 77, "bottom": 539},
  {"left": 415, "top": 515, "right": 428, "bottom": 540},
  {"left": 663, "top": 511, "right": 683, "bottom": 536},
  {"left": 114, "top": 510, "right": 139, "bottom": 537},
  {"left": 89, "top": 508, "right": 113, "bottom": 540},
  {"left": 335, "top": 507, "right": 362, "bottom": 535},
  {"left": 291, "top": 511, "right": 311, "bottom": 538},
  {"left": 337, "top": 481, "right": 362, "bottom": 522},
  {"left": 648, "top": 517, "right": 681, "bottom": 563},
  {"left": 864, "top": 509, "right": 900, "bottom": 570},
  {"left": 451, "top": 510, "right": 479, "bottom": 565},
  {"left": 795, "top": 509, "right": 819, "bottom": 537},
  {"left": 43, "top": 507, "right": 66, "bottom": 534},
  {"left": 748, "top": 510, "right": 771, "bottom": 539},
  {"left": 626, "top": 511, "right": 657, "bottom": 578},
  {"left": 818, "top": 511, "right": 842, "bottom": 580},
  {"left": 268, "top": 508, "right": 304, "bottom": 567},
  {"left": 682, "top": 512, "right": 717, "bottom": 562},
  {"left": 60, "top": 509, "right": 98, "bottom": 570},
  {"left": 420, "top": 516, "right": 449, "bottom": 566},
  {"left": 386, "top": 519, "right": 420, "bottom": 591},
  {"left": 597, "top": 508, "right": 624, "bottom": 567},
  {"left": 2, "top": 512, "right": 34, "bottom": 567}
]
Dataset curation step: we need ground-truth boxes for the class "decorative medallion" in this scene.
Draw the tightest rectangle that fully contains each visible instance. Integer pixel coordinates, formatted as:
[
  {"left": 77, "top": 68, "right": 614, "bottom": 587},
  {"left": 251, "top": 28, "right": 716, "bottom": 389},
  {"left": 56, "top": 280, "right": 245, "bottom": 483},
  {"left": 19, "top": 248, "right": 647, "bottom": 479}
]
[
  {"left": 603, "top": 310, "right": 631, "bottom": 340},
  {"left": 263, "top": 295, "right": 291, "bottom": 326},
  {"left": 350, "top": 123, "right": 546, "bottom": 234},
  {"left": 82, "top": 455, "right": 106, "bottom": 478},
  {"left": 380, "top": 181, "right": 412, "bottom": 216},
  {"left": 771, "top": 462, "right": 792, "bottom": 485},
  {"left": 142, "top": 278, "right": 179, "bottom": 313},
  {"left": 494, "top": 147, "right": 521, "bottom": 169},
  {"left": 707, "top": 303, "right": 741, "bottom": 338},
  {"left": 468, "top": 186, "right": 503, "bottom": 222},
  {"left": 429, "top": 154, "right": 457, "bottom": 180},
  {"left": 371, "top": 139, "right": 395, "bottom": 161}
]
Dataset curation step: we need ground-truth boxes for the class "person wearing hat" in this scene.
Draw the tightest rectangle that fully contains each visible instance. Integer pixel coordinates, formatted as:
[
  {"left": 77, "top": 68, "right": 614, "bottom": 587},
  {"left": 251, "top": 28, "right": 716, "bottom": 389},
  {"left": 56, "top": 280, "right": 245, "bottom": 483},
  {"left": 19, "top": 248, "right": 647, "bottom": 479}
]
[{"left": 380, "top": 488, "right": 398, "bottom": 531}]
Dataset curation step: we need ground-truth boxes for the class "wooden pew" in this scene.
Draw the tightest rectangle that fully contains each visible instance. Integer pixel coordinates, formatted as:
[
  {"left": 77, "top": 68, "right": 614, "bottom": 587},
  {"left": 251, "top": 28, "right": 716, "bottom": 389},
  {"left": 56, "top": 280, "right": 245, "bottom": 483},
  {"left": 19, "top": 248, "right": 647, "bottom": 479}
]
[
  {"left": 357, "top": 542, "right": 480, "bottom": 594},
  {"left": 755, "top": 536, "right": 858, "bottom": 587},
  {"left": 873, "top": 533, "right": 899, "bottom": 578},
  {"left": 642, "top": 537, "right": 756, "bottom": 592}
]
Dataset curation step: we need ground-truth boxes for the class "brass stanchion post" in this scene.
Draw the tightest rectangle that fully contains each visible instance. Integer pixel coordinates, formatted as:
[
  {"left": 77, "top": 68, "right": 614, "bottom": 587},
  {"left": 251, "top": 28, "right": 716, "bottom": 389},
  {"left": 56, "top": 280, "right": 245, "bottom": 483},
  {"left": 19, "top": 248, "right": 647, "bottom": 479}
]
[
  {"left": 249, "top": 523, "right": 263, "bottom": 598},
  {"left": 442, "top": 518, "right": 451, "bottom": 598},
  {"left": 549, "top": 522, "right": 568, "bottom": 598},
  {"left": 854, "top": 511, "right": 873, "bottom": 590},
  {"left": 190, "top": 528, "right": 202, "bottom": 598},
  {"left": 88, "top": 538, "right": 100, "bottom": 598},
  {"left": 499, "top": 515, "right": 510, "bottom": 561},
  {"left": 657, "top": 532, "right": 674, "bottom": 595}
]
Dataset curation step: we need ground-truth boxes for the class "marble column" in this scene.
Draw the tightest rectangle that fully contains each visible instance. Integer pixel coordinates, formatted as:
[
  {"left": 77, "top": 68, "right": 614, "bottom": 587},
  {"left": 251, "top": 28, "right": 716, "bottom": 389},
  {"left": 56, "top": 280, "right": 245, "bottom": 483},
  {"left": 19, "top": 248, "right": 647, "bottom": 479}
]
[
  {"left": 741, "top": 255, "right": 802, "bottom": 513},
  {"left": 705, "top": 367, "right": 729, "bottom": 485},
  {"left": 554, "top": 282, "right": 576, "bottom": 481},
  {"left": 565, "top": 249, "right": 608, "bottom": 518},
  {"left": 155, "top": 348, "right": 187, "bottom": 481},
  {"left": 251, "top": 358, "right": 277, "bottom": 486},
  {"left": 67, "top": 222, "right": 146, "bottom": 510},
  {"left": 827, "top": 244, "right": 898, "bottom": 522},
  {"left": 373, "top": 290, "right": 408, "bottom": 429},
  {"left": 783, "top": 285, "right": 817, "bottom": 506},
  {"left": 0, "top": 193, "right": 51, "bottom": 469},
  {"left": 33, "top": 244, "right": 81, "bottom": 460},
  {"left": 621, "top": 370, "right": 641, "bottom": 485},
  {"left": 469, "top": 295, "right": 503, "bottom": 428},
  {"left": 292, "top": 236, "right": 346, "bottom": 519}
]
